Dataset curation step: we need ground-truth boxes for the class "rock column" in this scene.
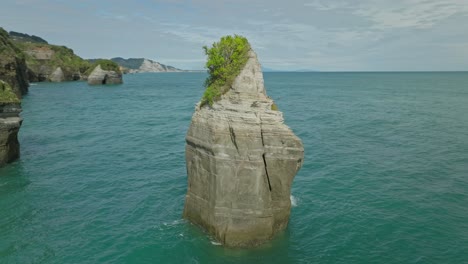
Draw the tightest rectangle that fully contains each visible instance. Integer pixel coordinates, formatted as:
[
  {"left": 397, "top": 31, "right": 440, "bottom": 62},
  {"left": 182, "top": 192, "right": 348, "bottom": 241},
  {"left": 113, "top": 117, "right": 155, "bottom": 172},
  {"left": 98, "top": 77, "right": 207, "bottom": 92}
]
[{"left": 183, "top": 50, "right": 304, "bottom": 247}]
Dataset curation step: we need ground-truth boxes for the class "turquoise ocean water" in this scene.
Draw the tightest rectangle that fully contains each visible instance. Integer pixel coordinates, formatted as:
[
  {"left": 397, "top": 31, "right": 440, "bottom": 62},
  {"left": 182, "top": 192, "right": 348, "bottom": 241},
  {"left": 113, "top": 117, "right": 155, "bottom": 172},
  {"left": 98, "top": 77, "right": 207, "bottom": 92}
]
[{"left": 1, "top": 72, "right": 467, "bottom": 263}]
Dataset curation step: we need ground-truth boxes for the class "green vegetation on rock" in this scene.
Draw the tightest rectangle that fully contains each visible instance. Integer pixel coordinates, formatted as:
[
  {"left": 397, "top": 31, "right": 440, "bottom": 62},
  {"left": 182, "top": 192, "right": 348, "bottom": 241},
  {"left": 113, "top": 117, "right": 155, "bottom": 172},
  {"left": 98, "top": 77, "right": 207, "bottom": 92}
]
[
  {"left": 0, "top": 81, "right": 20, "bottom": 103},
  {"left": 9, "top": 31, "right": 48, "bottom": 44},
  {"left": 0, "top": 27, "right": 29, "bottom": 96},
  {"left": 0, "top": 28, "right": 25, "bottom": 59},
  {"left": 14, "top": 41, "right": 91, "bottom": 78},
  {"left": 86, "top": 59, "right": 121, "bottom": 75},
  {"left": 108, "top": 57, "right": 144, "bottom": 70},
  {"left": 201, "top": 35, "right": 250, "bottom": 106}
]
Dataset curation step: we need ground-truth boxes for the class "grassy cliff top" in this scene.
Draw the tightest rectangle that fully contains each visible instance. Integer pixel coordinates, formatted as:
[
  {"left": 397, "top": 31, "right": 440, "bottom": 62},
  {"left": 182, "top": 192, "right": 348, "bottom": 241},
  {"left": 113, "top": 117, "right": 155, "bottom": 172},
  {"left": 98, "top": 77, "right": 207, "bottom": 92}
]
[
  {"left": 201, "top": 35, "right": 250, "bottom": 106},
  {"left": 13, "top": 41, "right": 91, "bottom": 74},
  {"left": 9, "top": 31, "right": 48, "bottom": 44},
  {"left": 0, "top": 80, "right": 20, "bottom": 103},
  {"left": 86, "top": 59, "right": 122, "bottom": 75}
]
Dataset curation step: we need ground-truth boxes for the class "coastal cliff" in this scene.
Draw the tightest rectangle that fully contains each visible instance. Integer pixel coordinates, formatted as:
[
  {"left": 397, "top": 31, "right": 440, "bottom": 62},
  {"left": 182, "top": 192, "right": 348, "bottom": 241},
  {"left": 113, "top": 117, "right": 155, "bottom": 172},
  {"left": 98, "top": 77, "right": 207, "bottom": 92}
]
[
  {"left": 15, "top": 41, "right": 89, "bottom": 82},
  {"left": 183, "top": 36, "right": 304, "bottom": 247},
  {"left": 0, "top": 28, "right": 29, "bottom": 97},
  {"left": 109, "top": 57, "right": 183, "bottom": 73},
  {"left": 0, "top": 81, "right": 22, "bottom": 166},
  {"left": 7, "top": 30, "right": 90, "bottom": 82}
]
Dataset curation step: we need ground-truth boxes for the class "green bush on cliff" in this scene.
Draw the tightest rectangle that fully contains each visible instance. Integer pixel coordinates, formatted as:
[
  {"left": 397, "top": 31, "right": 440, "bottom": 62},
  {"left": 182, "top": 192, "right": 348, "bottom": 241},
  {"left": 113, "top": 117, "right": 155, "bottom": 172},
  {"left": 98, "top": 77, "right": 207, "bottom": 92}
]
[
  {"left": 201, "top": 35, "right": 250, "bottom": 106},
  {"left": 51, "top": 45, "right": 91, "bottom": 73},
  {"left": 0, "top": 81, "right": 20, "bottom": 103},
  {"left": 85, "top": 59, "right": 121, "bottom": 75},
  {"left": 0, "top": 27, "right": 25, "bottom": 60}
]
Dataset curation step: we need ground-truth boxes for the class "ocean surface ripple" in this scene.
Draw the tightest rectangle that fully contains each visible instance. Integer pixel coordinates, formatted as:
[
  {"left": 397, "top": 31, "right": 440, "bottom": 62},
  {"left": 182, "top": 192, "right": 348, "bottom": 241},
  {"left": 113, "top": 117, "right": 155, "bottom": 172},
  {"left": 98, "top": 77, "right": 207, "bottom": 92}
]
[{"left": 1, "top": 72, "right": 467, "bottom": 263}]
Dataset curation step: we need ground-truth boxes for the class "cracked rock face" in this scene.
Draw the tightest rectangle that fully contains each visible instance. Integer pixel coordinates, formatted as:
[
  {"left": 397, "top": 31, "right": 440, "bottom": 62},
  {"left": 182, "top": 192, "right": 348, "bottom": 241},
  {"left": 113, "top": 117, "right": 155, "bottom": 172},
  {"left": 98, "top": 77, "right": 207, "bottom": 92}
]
[
  {"left": 87, "top": 65, "right": 122, "bottom": 85},
  {"left": 183, "top": 50, "right": 304, "bottom": 247}
]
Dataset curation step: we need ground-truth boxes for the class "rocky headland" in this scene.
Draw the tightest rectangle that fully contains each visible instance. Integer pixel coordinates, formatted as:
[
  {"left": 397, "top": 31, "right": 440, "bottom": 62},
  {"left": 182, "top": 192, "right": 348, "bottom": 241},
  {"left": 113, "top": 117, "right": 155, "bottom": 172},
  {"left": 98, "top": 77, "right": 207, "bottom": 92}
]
[
  {"left": 108, "top": 57, "right": 183, "bottom": 73},
  {"left": 183, "top": 36, "right": 304, "bottom": 247},
  {"left": 0, "top": 81, "right": 22, "bottom": 166},
  {"left": 12, "top": 35, "right": 90, "bottom": 83},
  {"left": 6, "top": 29, "right": 189, "bottom": 85}
]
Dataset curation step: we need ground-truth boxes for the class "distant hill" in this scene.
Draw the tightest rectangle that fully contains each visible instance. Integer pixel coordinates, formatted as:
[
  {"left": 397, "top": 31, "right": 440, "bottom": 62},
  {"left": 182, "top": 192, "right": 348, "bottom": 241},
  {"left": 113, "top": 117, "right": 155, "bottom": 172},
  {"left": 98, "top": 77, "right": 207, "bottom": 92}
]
[
  {"left": 109, "top": 57, "right": 184, "bottom": 73},
  {"left": 9, "top": 31, "right": 48, "bottom": 44}
]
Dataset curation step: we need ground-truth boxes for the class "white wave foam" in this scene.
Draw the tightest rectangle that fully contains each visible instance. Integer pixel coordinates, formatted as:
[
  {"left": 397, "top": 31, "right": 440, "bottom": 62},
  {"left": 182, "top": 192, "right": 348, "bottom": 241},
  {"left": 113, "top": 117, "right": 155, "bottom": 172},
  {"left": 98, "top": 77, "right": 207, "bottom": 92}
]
[
  {"left": 163, "top": 219, "right": 184, "bottom": 227},
  {"left": 290, "top": 195, "right": 298, "bottom": 207},
  {"left": 210, "top": 241, "right": 222, "bottom": 246}
]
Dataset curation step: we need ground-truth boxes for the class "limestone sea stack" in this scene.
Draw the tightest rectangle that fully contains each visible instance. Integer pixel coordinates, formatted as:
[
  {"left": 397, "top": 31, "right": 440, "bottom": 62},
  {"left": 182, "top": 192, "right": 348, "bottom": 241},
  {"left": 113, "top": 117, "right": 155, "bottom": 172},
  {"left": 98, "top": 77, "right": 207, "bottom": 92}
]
[
  {"left": 183, "top": 36, "right": 304, "bottom": 247},
  {"left": 87, "top": 64, "right": 123, "bottom": 85},
  {"left": 0, "top": 81, "right": 22, "bottom": 166}
]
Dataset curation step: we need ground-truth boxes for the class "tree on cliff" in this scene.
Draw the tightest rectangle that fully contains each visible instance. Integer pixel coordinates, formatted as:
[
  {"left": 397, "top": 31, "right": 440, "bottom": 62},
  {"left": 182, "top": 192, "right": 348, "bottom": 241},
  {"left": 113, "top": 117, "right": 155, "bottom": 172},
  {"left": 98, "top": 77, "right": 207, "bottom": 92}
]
[{"left": 202, "top": 35, "right": 250, "bottom": 106}]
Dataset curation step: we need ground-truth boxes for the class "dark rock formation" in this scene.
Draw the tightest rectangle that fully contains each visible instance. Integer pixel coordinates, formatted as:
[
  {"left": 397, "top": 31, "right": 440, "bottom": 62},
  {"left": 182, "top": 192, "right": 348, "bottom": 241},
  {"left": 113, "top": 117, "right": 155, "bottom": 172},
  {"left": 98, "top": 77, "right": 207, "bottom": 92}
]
[
  {"left": 183, "top": 49, "right": 304, "bottom": 247},
  {"left": 0, "top": 27, "right": 29, "bottom": 97},
  {"left": 87, "top": 65, "right": 123, "bottom": 85},
  {"left": 0, "top": 81, "right": 22, "bottom": 166}
]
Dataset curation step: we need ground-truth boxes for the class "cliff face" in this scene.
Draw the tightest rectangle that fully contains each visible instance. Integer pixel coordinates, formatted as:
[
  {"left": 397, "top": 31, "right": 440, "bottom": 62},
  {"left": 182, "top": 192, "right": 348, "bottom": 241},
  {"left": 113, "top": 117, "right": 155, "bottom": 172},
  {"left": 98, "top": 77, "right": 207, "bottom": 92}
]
[
  {"left": 183, "top": 50, "right": 304, "bottom": 247},
  {"left": 0, "top": 28, "right": 29, "bottom": 97},
  {"left": 110, "top": 57, "right": 183, "bottom": 73},
  {"left": 0, "top": 81, "right": 22, "bottom": 166},
  {"left": 15, "top": 42, "right": 89, "bottom": 82},
  {"left": 87, "top": 64, "right": 123, "bottom": 85}
]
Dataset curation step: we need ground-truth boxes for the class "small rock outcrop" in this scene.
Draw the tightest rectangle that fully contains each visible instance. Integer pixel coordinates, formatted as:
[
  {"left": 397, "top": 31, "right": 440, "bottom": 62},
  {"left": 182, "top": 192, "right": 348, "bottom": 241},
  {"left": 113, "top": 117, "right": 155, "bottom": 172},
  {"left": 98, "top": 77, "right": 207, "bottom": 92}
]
[
  {"left": 49, "top": 67, "right": 65, "bottom": 82},
  {"left": 87, "top": 65, "right": 123, "bottom": 85},
  {"left": 183, "top": 44, "right": 304, "bottom": 247},
  {"left": 0, "top": 81, "right": 22, "bottom": 166}
]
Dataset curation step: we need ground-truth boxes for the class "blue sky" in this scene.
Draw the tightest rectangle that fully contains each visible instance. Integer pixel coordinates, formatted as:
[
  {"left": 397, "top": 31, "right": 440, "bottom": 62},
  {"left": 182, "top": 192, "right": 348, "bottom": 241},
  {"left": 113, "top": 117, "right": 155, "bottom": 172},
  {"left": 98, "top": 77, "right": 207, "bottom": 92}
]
[{"left": 1, "top": 0, "right": 468, "bottom": 71}]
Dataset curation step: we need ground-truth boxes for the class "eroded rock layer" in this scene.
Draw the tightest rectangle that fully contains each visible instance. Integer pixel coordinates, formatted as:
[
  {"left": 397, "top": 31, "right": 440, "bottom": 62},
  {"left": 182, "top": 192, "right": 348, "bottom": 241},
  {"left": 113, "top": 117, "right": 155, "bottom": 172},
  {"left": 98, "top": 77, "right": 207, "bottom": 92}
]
[
  {"left": 183, "top": 50, "right": 304, "bottom": 247},
  {"left": 0, "top": 81, "right": 22, "bottom": 166}
]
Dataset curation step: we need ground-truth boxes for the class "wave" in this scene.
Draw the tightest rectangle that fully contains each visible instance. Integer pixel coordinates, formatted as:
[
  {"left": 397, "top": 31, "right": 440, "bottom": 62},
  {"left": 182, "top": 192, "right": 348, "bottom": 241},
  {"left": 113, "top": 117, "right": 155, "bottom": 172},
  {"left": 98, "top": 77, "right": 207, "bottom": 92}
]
[{"left": 290, "top": 195, "right": 298, "bottom": 207}]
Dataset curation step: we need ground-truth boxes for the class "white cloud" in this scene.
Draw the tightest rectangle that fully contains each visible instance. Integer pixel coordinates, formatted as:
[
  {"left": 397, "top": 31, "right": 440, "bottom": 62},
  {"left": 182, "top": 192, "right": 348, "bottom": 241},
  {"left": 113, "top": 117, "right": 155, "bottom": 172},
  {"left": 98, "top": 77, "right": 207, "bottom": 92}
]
[
  {"left": 304, "top": 1, "right": 351, "bottom": 10},
  {"left": 354, "top": 0, "right": 468, "bottom": 30},
  {"left": 2, "top": 0, "right": 468, "bottom": 70}
]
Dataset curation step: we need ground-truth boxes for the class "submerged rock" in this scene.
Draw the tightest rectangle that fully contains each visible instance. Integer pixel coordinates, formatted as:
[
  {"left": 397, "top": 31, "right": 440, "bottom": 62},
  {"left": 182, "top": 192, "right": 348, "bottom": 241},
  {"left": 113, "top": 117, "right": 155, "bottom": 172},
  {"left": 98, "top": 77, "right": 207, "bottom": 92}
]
[
  {"left": 0, "top": 81, "right": 22, "bottom": 166},
  {"left": 87, "top": 65, "right": 123, "bottom": 85},
  {"left": 183, "top": 49, "right": 304, "bottom": 247}
]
